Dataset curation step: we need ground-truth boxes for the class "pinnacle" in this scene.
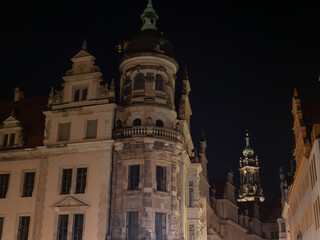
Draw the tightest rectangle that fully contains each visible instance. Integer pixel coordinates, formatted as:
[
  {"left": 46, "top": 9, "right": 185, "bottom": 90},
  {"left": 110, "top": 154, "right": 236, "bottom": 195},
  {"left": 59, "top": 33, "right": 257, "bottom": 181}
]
[{"left": 82, "top": 39, "right": 88, "bottom": 51}]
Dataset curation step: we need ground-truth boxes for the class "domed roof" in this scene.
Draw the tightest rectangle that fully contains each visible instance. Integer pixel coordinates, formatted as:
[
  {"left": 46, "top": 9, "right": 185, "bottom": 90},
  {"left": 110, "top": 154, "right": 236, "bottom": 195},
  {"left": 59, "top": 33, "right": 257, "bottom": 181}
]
[{"left": 123, "top": 29, "right": 174, "bottom": 57}]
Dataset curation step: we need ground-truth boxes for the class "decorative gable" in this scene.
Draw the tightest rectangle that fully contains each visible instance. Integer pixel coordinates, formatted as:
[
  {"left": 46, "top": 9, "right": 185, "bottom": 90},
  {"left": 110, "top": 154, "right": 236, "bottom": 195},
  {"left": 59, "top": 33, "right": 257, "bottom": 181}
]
[
  {"left": 0, "top": 112, "right": 24, "bottom": 147},
  {"left": 52, "top": 196, "right": 89, "bottom": 212}
]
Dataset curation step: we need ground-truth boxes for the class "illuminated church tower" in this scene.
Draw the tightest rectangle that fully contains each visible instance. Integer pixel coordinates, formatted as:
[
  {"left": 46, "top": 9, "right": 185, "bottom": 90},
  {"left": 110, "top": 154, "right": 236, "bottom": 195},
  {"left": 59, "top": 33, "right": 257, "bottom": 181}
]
[{"left": 238, "top": 132, "right": 264, "bottom": 202}]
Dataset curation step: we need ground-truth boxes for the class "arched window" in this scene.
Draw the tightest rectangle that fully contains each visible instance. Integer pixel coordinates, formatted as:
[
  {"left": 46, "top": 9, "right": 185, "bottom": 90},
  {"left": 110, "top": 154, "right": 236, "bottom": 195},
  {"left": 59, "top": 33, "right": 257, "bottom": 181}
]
[
  {"left": 74, "top": 90, "right": 80, "bottom": 101},
  {"left": 133, "top": 119, "right": 142, "bottom": 126},
  {"left": 82, "top": 89, "right": 87, "bottom": 100},
  {"left": 133, "top": 73, "right": 145, "bottom": 90},
  {"left": 155, "top": 74, "right": 164, "bottom": 91},
  {"left": 156, "top": 120, "right": 164, "bottom": 127}
]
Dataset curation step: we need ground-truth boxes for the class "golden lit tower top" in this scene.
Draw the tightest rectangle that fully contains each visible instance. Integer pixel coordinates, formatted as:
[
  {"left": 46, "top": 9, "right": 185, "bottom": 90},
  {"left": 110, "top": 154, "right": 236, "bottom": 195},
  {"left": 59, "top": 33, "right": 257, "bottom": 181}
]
[{"left": 238, "top": 131, "right": 264, "bottom": 202}]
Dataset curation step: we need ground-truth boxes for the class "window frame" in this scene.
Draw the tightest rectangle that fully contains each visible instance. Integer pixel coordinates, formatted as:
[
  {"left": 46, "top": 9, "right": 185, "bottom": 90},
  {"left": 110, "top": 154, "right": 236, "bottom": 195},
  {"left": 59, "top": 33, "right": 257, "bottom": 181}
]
[
  {"left": 133, "top": 119, "right": 142, "bottom": 126},
  {"left": 2, "top": 134, "right": 8, "bottom": 147},
  {"left": 155, "top": 74, "right": 164, "bottom": 91},
  {"left": 156, "top": 120, "right": 164, "bottom": 127},
  {"left": 60, "top": 169, "right": 72, "bottom": 195},
  {"left": 58, "top": 122, "right": 71, "bottom": 141},
  {"left": 126, "top": 212, "right": 139, "bottom": 240},
  {"left": 17, "top": 216, "right": 30, "bottom": 240},
  {"left": 128, "top": 165, "right": 140, "bottom": 190},
  {"left": 75, "top": 168, "right": 87, "bottom": 194},
  {"left": 156, "top": 166, "right": 166, "bottom": 192},
  {"left": 22, "top": 172, "right": 35, "bottom": 197},
  {"left": 57, "top": 214, "right": 68, "bottom": 240},
  {"left": 72, "top": 214, "right": 84, "bottom": 240},
  {"left": 0, "top": 217, "right": 3, "bottom": 240},
  {"left": 56, "top": 214, "right": 85, "bottom": 240},
  {"left": 0, "top": 174, "right": 10, "bottom": 198},
  {"left": 85, "top": 120, "right": 97, "bottom": 139},
  {"left": 155, "top": 212, "right": 166, "bottom": 240},
  {"left": 133, "top": 73, "right": 145, "bottom": 90}
]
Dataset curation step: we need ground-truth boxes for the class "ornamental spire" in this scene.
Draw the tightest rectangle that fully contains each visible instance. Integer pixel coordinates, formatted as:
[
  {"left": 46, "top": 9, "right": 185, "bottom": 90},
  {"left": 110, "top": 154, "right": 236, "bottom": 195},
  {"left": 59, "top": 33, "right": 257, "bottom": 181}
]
[
  {"left": 141, "top": 0, "right": 158, "bottom": 31},
  {"left": 243, "top": 130, "right": 254, "bottom": 157},
  {"left": 82, "top": 39, "right": 88, "bottom": 52}
]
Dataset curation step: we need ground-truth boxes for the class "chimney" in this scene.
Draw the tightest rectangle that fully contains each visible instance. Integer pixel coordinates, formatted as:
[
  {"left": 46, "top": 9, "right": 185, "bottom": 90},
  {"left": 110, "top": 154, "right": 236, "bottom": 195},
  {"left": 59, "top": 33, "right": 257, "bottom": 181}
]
[{"left": 14, "top": 88, "right": 24, "bottom": 102}]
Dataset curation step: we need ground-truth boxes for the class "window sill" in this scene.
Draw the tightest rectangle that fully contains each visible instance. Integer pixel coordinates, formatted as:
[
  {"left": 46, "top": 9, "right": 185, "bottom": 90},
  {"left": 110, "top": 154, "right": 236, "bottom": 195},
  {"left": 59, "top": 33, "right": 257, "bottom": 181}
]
[{"left": 154, "top": 190, "right": 170, "bottom": 197}]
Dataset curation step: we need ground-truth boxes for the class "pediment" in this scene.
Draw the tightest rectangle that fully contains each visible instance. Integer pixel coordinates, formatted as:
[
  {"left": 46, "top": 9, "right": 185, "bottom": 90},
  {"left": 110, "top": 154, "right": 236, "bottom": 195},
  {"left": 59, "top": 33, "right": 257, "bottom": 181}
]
[
  {"left": 2, "top": 115, "right": 21, "bottom": 129},
  {"left": 52, "top": 196, "right": 89, "bottom": 210},
  {"left": 72, "top": 49, "right": 93, "bottom": 59}
]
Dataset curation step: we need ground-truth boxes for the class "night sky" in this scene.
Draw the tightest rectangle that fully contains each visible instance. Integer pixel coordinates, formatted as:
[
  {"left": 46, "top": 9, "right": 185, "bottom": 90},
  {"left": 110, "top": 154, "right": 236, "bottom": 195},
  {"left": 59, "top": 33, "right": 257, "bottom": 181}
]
[{"left": 1, "top": 0, "right": 320, "bottom": 200}]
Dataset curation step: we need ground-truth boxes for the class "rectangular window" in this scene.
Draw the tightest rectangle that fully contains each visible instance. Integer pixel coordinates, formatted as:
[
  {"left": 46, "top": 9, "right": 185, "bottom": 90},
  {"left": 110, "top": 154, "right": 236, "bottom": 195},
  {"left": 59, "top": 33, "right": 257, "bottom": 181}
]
[
  {"left": 280, "top": 222, "right": 286, "bottom": 232},
  {"left": 22, "top": 172, "right": 35, "bottom": 197},
  {"left": 57, "top": 215, "right": 68, "bottom": 240},
  {"left": 0, "top": 174, "right": 9, "bottom": 198},
  {"left": 155, "top": 213, "right": 166, "bottom": 240},
  {"left": 58, "top": 123, "right": 71, "bottom": 141},
  {"left": 156, "top": 166, "right": 166, "bottom": 191},
  {"left": 128, "top": 165, "right": 140, "bottom": 190},
  {"left": 0, "top": 217, "right": 3, "bottom": 240},
  {"left": 9, "top": 133, "right": 15, "bottom": 146},
  {"left": 86, "top": 120, "right": 97, "bottom": 138},
  {"left": 72, "top": 214, "right": 84, "bottom": 240},
  {"left": 2, "top": 134, "right": 8, "bottom": 147},
  {"left": 75, "top": 168, "right": 87, "bottom": 194},
  {"left": 126, "top": 212, "right": 138, "bottom": 240},
  {"left": 61, "top": 169, "right": 72, "bottom": 194},
  {"left": 17, "top": 216, "right": 30, "bottom": 240}
]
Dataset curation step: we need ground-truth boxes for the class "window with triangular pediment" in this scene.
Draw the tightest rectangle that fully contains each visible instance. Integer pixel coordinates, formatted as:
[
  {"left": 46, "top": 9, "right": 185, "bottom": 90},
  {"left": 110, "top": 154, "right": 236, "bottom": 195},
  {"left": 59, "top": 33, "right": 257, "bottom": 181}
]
[{"left": 0, "top": 113, "right": 23, "bottom": 148}]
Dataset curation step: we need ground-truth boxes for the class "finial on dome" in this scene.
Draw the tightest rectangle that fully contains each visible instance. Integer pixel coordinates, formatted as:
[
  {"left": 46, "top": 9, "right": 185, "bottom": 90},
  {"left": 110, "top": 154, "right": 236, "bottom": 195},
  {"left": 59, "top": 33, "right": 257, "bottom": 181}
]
[
  {"left": 82, "top": 39, "right": 88, "bottom": 51},
  {"left": 141, "top": 0, "right": 158, "bottom": 31}
]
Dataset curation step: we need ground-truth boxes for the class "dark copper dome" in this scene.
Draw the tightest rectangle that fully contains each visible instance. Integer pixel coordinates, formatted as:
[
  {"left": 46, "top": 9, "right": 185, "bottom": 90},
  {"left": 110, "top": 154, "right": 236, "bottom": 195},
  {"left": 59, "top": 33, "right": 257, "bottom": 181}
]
[{"left": 123, "top": 29, "right": 174, "bottom": 57}]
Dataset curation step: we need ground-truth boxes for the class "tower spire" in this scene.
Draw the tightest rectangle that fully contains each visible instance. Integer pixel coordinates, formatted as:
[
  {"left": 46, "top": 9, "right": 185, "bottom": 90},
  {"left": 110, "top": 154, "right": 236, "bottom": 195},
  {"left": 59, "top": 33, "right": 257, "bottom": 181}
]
[
  {"left": 243, "top": 130, "right": 254, "bottom": 157},
  {"left": 141, "top": 0, "right": 158, "bottom": 31}
]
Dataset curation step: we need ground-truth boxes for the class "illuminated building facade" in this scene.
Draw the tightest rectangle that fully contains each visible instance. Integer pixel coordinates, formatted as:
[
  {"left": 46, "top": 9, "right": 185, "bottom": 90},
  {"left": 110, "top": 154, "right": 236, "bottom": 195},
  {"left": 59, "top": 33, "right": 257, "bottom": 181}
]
[
  {"left": 0, "top": 1, "right": 209, "bottom": 239},
  {"left": 280, "top": 89, "right": 320, "bottom": 240},
  {"left": 0, "top": 1, "right": 290, "bottom": 240}
]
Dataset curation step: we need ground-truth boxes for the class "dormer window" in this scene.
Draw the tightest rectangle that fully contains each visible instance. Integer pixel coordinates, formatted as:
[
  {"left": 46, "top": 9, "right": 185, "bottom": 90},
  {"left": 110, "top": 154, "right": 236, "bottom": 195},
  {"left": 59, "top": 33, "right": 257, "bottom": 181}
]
[
  {"left": 0, "top": 113, "right": 23, "bottom": 148},
  {"left": 133, "top": 73, "right": 145, "bottom": 90},
  {"left": 74, "top": 90, "right": 80, "bottom": 101},
  {"left": 2, "top": 134, "right": 8, "bottom": 147},
  {"left": 82, "top": 89, "right": 88, "bottom": 100}
]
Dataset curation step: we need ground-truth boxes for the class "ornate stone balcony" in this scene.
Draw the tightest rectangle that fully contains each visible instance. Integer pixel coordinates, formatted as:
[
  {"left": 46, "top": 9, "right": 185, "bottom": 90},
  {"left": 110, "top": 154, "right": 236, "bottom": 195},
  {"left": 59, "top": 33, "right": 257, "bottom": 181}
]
[{"left": 113, "top": 126, "right": 184, "bottom": 143}]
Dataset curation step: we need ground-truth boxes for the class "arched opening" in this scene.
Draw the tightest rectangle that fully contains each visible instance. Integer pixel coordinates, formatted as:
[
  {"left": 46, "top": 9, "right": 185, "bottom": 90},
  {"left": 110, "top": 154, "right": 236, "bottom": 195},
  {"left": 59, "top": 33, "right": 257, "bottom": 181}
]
[
  {"left": 133, "top": 73, "right": 145, "bottom": 90},
  {"left": 156, "top": 120, "right": 164, "bottom": 127},
  {"left": 155, "top": 74, "right": 164, "bottom": 91},
  {"left": 82, "top": 89, "right": 87, "bottom": 100},
  {"left": 133, "top": 119, "right": 142, "bottom": 126},
  {"left": 74, "top": 90, "right": 80, "bottom": 101}
]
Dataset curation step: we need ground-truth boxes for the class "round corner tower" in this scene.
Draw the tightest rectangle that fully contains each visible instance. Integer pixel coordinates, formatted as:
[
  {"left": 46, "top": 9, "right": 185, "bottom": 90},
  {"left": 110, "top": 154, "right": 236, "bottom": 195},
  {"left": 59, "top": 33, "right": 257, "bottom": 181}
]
[{"left": 110, "top": 1, "right": 186, "bottom": 239}]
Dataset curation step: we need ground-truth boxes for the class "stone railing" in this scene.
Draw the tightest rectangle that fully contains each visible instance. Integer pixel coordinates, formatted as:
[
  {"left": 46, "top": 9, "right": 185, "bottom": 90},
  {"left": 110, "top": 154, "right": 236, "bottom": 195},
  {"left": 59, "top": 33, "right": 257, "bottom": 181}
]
[{"left": 113, "top": 126, "right": 184, "bottom": 143}]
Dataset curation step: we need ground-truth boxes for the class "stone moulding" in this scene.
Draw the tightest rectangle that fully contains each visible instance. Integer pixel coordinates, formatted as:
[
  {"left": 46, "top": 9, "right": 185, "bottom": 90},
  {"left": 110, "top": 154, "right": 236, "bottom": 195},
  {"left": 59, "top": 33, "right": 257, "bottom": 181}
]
[{"left": 113, "top": 126, "right": 184, "bottom": 143}]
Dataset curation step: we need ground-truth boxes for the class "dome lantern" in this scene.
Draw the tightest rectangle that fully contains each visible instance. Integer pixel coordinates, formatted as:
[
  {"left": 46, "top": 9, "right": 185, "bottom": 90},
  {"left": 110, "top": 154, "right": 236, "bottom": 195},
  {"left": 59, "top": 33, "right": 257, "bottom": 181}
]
[{"left": 141, "top": 0, "right": 158, "bottom": 31}]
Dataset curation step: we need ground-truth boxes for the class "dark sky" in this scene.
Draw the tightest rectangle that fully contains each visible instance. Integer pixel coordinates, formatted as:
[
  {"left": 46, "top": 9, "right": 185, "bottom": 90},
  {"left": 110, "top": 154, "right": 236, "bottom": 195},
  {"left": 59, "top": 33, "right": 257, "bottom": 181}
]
[{"left": 1, "top": 0, "right": 320, "bottom": 200}]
